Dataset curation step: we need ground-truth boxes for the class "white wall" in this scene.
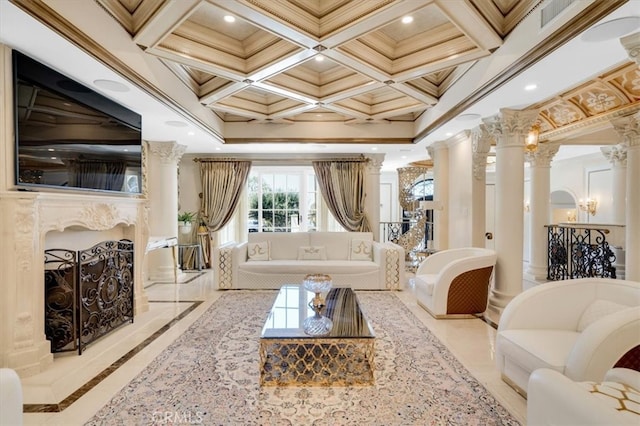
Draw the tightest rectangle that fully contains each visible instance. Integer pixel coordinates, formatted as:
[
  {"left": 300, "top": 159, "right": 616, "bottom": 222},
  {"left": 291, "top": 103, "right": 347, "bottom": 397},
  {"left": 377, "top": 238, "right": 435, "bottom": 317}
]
[{"left": 551, "top": 152, "right": 612, "bottom": 224}]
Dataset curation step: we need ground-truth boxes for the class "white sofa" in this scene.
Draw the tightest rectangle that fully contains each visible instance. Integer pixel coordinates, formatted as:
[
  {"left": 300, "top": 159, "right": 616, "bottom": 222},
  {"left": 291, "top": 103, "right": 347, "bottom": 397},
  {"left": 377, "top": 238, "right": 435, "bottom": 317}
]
[
  {"left": 414, "top": 248, "right": 497, "bottom": 318},
  {"left": 0, "top": 368, "right": 22, "bottom": 426},
  {"left": 528, "top": 368, "right": 640, "bottom": 425},
  {"left": 496, "top": 278, "right": 640, "bottom": 396},
  {"left": 214, "top": 232, "right": 405, "bottom": 290}
]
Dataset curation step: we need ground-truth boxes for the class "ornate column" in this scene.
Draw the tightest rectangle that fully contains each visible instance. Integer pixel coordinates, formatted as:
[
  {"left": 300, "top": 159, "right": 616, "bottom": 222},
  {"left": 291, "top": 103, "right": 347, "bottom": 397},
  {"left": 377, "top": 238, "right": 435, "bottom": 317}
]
[
  {"left": 471, "top": 125, "right": 492, "bottom": 247},
  {"left": 365, "top": 153, "right": 384, "bottom": 241},
  {"left": 612, "top": 115, "right": 640, "bottom": 281},
  {"left": 525, "top": 143, "right": 559, "bottom": 280},
  {"left": 427, "top": 141, "right": 449, "bottom": 250},
  {"left": 600, "top": 145, "right": 627, "bottom": 225},
  {"left": 483, "top": 108, "right": 539, "bottom": 316},
  {"left": 145, "top": 141, "right": 186, "bottom": 281},
  {"left": 621, "top": 32, "right": 640, "bottom": 66}
]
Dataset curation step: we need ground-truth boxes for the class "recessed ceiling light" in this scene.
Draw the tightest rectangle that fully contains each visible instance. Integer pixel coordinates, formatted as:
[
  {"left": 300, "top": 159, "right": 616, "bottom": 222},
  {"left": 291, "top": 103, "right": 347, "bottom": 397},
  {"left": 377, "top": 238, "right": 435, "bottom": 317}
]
[
  {"left": 224, "top": 15, "right": 235, "bottom": 23},
  {"left": 165, "top": 120, "right": 188, "bottom": 127},
  {"left": 48, "top": 148, "right": 55, "bottom": 152},
  {"left": 582, "top": 16, "right": 640, "bottom": 42},
  {"left": 401, "top": 155, "right": 407, "bottom": 159},
  {"left": 446, "top": 132, "right": 453, "bottom": 137},
  {"left": 187, "top": 131, "right": 195, "bottom": 136},
  {"left": 456, "top": 113, "right": 481, "bottom": 121},
  {"left": 371, "top": 147, "right": 378, "bottom": 151},
  {"left": 215, "top": 147, "right": 221, "bottom": 151},
  {"left": 315, "top": 55, "right": 324, "bottom": 62},
  {"left": 401, "top": 16, "right": 413, "bottom": 24},
  {"left": 93, "top": 79, "right": 130, "bottom": 92},
  {"left": 524, "top": 84, "right": 537, "bottom": 91}
]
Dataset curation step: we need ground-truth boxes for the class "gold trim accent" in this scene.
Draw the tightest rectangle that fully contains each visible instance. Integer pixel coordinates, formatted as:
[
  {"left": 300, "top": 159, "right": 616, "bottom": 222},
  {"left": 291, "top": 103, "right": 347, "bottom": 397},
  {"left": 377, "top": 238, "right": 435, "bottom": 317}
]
[
  {"left": 224, "top": 138, "right": 412, "bottom": 144},
  {"left": 416, "top": 299, "right": 480, "bottom": 320},
  {"left": 501, "top": 373, "right": 528, "bottom": 398},
  {"left": 259, "top": 338, "right": 375, "bottom": 386}
]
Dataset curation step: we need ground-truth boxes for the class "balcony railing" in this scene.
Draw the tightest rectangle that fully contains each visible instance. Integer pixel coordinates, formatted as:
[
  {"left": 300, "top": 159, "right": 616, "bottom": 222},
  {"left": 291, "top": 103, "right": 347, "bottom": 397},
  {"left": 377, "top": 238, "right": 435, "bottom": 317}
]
[
  {"left": 380, "top": 219, "right": 434, "bottom": 256},
  {"left": 546, "top": 224, "right": 616, "bottom": 281}
]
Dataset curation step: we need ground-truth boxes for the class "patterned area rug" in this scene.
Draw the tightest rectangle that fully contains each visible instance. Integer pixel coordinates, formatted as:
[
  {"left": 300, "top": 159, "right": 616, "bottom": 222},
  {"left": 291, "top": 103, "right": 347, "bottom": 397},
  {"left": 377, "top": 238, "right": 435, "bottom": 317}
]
[{"left": 86, "top": 291, "right": 520, "bottom": 425}]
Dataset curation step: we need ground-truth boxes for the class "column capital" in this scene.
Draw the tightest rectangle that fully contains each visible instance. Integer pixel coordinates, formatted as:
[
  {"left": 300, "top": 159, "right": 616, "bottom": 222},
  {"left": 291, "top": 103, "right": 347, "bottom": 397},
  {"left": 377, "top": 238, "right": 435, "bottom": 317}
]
[
  {"left": 146, "top": 141, "right": 187, "bottom": 163},
  {"left": 601, "top": 144, "right": 628, "bottom": 167},
  {"left": 621, "top": 32, "right": 640, "bottom": 66},
  {"left": 426, "top": 140, "right": 448, "bottom": 160},
  {"left": 364, "top": 153, "right": 384, "bottom": 173},
  {"left": 611, "top": 114, "right": 640, "bottom": 148},
  {"left": 525, "top": 142, "right": 560, "bottom": 167},
  {"left": 471, "top": 124, "right": 492, "bottom": 180},
  {"left": 482, "top": 109, "right": 540, "bottom": 148}
]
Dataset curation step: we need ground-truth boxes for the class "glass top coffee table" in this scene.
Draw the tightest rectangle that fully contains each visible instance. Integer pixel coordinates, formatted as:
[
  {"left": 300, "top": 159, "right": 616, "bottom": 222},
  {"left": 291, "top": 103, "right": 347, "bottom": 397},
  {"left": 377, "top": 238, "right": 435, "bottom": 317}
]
[{"left": 259, "top": 285, "right": 375, "bottom": 386}]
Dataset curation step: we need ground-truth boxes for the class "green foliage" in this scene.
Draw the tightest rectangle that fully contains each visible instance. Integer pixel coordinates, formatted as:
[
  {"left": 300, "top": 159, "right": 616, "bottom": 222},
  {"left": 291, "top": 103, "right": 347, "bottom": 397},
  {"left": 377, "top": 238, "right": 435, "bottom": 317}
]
[{"left": 178, "top": 211, "right": 196, "bottom": 223}]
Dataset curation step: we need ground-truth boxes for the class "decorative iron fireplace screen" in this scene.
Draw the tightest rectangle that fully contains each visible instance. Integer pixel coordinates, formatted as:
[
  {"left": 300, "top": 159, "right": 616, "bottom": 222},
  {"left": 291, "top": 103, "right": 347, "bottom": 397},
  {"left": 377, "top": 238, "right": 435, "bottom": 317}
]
[{"left": 44, "top": 240, "right": 134, "bottom": 354}]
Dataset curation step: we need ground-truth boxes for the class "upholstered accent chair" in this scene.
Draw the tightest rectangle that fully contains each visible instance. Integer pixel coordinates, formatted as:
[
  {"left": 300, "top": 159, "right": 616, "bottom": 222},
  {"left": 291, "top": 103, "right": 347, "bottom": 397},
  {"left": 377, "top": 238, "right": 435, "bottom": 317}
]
[
  {"left": 528, "top": 368, "right": 640, "bottom": 425},
  {"left": 414, "top": 247, "right": 497, "bottom": 318},
  {"left": 496, "top": 278, "right": 640, "bottom": 397}
]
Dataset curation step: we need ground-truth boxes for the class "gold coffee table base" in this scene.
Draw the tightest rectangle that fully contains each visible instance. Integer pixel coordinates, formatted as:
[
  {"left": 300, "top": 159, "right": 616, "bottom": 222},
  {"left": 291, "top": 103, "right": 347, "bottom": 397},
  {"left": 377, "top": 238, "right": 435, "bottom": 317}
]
[{"left": 259, "top": 338, "right": 375, "bottom": 386}]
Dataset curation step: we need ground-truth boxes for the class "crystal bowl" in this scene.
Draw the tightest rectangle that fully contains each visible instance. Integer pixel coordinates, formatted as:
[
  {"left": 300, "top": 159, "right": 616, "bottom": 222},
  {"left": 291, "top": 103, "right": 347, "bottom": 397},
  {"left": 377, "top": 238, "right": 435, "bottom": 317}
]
[{"left": 303, "top": 274, "right": 332, "bottom": 294}]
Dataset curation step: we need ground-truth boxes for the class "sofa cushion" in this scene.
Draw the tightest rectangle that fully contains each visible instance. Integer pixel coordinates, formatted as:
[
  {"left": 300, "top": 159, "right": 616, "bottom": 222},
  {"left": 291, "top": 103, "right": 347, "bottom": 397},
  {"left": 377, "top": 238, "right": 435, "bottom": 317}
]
[
  {"left": 297, "top": 246, "right": 327, "bottom": 260},
  {"left": 239, "top": 260, "right": 378, "bottom": 274},
  {"left": 309, "top": 232, "right": 371, "bottom": 260},
  {"left": 578, "top": 299, "right": 628, "bottom": 332},
  {"left": 350, "top": 239, "right": 373, "bottom": 261},
  {"left": 249, "top": 233, "right": 309, "bottom": 260},
  {"left": 498, "top": 329, "right": 580, "bottom": 373},
  {"left": 247, "top": 241, "right": 270, "bottom": 261}
]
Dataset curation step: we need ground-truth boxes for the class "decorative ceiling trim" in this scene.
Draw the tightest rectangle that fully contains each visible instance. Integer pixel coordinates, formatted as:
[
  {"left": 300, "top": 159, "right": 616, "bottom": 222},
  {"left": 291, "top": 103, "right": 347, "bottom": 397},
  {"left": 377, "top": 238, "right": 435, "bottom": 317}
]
[
  {"left": 413, "top": 0, "right": 629, "bottom": 143},
  {"left": 224, "top": 137, "right": 412, "bottom": 144}
]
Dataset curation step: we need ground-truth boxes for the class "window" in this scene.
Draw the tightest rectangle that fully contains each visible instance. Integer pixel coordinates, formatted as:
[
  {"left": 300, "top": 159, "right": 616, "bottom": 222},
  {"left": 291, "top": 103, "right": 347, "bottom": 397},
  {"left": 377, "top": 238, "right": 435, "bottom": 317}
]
[{"left": 247, "top": 167, "right": 319, "bottom": 233}]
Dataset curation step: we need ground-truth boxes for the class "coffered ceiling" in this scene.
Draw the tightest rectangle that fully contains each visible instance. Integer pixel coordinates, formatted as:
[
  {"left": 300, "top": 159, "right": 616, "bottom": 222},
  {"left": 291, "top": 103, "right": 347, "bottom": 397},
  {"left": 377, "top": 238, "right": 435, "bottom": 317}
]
[
  {"left": 3, "top": 0, "right": 639, "bottom": 168},
  {"left": 93, "top": 0, "right": 534, "bottom": 125}
]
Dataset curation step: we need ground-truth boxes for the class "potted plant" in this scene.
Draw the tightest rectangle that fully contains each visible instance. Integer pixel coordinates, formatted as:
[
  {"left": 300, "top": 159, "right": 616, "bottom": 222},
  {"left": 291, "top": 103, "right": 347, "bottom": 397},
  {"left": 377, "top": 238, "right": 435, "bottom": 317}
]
[{"left": 178, "top": 211, "right": 196, "bottom": 234}]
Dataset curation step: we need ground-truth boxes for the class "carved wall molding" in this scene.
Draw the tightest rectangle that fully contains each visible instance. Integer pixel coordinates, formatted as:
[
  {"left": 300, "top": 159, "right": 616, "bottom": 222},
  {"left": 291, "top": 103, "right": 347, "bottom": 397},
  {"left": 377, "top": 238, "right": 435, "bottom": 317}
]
[{"left": 612, "top": 114, "right": 640, "bottom": 148}]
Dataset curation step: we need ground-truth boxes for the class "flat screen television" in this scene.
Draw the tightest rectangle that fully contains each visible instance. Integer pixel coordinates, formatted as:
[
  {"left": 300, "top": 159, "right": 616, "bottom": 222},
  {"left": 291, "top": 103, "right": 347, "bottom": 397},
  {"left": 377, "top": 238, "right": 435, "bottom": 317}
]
[{"left": 13, "top": 50, "right": 142, "bottom": 194}]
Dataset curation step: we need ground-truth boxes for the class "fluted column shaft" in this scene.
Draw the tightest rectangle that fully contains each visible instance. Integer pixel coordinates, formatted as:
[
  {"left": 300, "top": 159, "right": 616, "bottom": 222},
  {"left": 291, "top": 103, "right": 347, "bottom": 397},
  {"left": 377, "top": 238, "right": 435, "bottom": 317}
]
[
  {"left": 146, "top": 141, "right": 186, "bottom": 281},
  {"left": 483, "top": 109, "right": 539, "bottom": 314},
  {"left": 471, "top": 125, "right": 492, "bottom": 247},
  {"left": 365, "top": 154, "right": 384, "bottom": 241},
  {"left": 427, "top": 142, "right": 449, "bottom": 250},
  {"left": 613, "top": 115, "right": 640, "bottom": 281},
  {"left": 526, "top": 143, "right": 559, "bottom": 280}
]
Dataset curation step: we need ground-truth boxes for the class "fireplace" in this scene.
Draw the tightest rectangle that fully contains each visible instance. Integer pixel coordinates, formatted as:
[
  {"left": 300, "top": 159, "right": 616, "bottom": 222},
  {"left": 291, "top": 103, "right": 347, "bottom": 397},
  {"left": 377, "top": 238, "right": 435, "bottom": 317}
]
[{"left": 0, "top": 191, "right": 149, "bottom": 376}]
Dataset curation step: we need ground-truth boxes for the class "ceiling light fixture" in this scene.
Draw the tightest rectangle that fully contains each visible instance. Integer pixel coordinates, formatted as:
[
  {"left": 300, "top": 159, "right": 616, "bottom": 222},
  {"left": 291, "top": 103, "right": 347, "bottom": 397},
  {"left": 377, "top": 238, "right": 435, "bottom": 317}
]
[
  {"left": 524, "top": 84, "right": 538, "bottom": 91},
  {"left": 456, "top": 113, "right": 481, "bottom": 121},
  {"left": 371, "top": 147, "right": 378, "bottom": 151},
  {"left": 224, "top": 15, "right": 235, "bottom": 23},
  {"left": 93, "top": 79, "right": 129, "bottom": 92},
  {"left": 187, "top": 131, "right": 195, "bottom": 136},
  {"left": 165, "top": 120, "right": 188, "bottom": 127},
  {"left": 315, "top": 55, "right": 324, "bottom": 62},
  {"left": 445, "top": 132, "right": 453, "bottom": 137},
  {"left": 582, "top": 16, "right": 640, "bottom": 42},
  {"left": 401, "top": 16, "right": 413, "bottom": 24}
]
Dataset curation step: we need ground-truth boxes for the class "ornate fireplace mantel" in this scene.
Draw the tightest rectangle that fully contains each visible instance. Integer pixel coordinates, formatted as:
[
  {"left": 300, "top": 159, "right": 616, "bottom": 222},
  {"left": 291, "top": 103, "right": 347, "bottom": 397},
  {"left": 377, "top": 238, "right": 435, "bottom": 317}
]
[{"left": 0, "top": 190, "right": 149, "bottom": 376}]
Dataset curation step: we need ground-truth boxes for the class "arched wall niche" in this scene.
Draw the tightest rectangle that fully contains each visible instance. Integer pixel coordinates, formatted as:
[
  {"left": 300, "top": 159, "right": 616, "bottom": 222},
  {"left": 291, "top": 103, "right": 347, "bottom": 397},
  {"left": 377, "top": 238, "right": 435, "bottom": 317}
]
[{"left": 550, "top": 188, "right": 578, "bottom": 223}]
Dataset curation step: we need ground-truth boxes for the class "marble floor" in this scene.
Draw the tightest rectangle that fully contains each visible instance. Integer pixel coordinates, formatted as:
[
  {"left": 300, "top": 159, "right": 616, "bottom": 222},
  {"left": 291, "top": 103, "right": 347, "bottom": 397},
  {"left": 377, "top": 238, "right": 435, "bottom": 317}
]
[{"left": 21, "top": 271, "right": 527, "bottom": 425}]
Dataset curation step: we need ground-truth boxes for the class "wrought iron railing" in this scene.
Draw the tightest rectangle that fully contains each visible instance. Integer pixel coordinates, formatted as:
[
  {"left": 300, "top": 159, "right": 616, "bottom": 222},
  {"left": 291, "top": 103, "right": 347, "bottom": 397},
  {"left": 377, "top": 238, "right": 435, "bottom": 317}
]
[
  {"left": 546, "top": 224, "right": 616, "bottom": 281},
  {"left": 44, "top": 239, "right": 134, "bottom": 354},
  {"left": 380, "top": 220, "right": 434, "bottom": 253}
]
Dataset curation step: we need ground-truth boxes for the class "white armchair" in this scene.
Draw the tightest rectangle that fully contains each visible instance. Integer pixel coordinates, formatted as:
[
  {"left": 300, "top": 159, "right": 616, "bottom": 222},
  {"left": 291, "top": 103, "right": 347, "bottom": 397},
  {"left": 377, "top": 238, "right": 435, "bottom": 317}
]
[
  {"left": 496, "top": 278, "right": 640, "bottom": 396},
  {"left": 528, "top": 368, "right": 640, "bottom": 425},
  {"left": 414, "top": 247, "right": 497, "bottom": 318},
  {"left": 0, "top": 368, "right": 22, "bottom": 426}
]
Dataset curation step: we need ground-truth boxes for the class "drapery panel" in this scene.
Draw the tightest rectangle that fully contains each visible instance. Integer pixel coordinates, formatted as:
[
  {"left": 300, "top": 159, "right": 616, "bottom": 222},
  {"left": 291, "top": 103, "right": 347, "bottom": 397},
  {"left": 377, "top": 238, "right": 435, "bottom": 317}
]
[{"left": 312, "top": 160, "right": 371, "bottom": 232}]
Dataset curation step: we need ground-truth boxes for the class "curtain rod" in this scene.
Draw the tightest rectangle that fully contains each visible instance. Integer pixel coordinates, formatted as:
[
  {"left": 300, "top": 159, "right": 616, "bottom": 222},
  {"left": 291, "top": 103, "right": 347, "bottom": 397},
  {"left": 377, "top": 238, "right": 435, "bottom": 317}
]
[{"left": 193, "top": 155, "right": 368, "bottom": 163}]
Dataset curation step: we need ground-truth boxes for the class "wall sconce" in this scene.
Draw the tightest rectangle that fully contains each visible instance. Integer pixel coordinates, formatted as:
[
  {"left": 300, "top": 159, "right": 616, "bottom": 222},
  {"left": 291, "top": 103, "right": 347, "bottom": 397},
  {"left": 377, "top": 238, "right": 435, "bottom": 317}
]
[
  {"left": 579, "top": 198, "right": 597, "bottom": 216},
  {"left": 525, "top": 123, "right": 540, "bottom": 152}
]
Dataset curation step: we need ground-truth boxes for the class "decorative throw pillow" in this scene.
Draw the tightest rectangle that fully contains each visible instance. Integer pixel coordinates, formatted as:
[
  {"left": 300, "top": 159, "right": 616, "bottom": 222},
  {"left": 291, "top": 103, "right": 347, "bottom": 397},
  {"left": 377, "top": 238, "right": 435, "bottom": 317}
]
[
  {"left": 247, "top": 241, "right": 270, "bottom": 261},
  {"left": 297, "top": 246, "right": 327, "bottom": 260},
  {"left": 577, "top": 299, "right": 626, "bottom": 331},
  {"left": 350, "top": 239, "right": 373, "bottom": 261}
]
